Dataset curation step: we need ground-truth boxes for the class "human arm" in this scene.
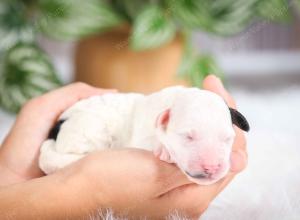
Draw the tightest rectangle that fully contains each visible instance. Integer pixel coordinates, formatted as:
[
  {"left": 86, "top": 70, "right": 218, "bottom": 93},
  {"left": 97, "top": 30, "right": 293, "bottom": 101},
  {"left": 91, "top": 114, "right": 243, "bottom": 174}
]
[{"left": 0, "top": 172, "right": 87, "bottom": 220}]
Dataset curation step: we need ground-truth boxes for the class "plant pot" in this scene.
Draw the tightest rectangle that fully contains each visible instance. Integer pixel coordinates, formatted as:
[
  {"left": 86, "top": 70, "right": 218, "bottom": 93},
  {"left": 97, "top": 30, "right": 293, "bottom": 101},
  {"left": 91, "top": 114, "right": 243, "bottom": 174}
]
[{"left": 75, "top": 27, "right": 188, "bottom": 94}]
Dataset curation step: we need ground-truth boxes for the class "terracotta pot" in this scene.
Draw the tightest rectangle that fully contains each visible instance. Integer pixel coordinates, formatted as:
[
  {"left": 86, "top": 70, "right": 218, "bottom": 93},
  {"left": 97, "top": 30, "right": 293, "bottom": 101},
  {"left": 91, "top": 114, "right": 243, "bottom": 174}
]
[{"left": 75, "top": 27, "right": 188, "bottom": 94}]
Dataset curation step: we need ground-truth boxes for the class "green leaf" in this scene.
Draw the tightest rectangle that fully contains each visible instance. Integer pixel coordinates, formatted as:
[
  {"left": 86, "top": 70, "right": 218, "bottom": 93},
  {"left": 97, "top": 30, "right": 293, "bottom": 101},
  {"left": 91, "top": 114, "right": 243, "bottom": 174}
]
[
  {"left": 37, "top": 0, "right": 124, "bottom": 40},
  {"left": 210, "top": 0, "right": 259, "bottom": 35},
  {"left": 177, "top": 32, "right": 196, "bottom": 77},
  {"left": 177, "top": 32, "right": 223, "bottom": 86},
  {"left": 188, "top": 55, "right": 223, "bottom": 87},
  {"left": 256, "top": 0, "right": 291, "bottom": 22},
  {"left": 130, "top": 5, "right": 176, "bottom": 51},
  {"left": 166, "top": 0, "right": 211, "bottom": 31},
  {"left": 0, "top": 1, "right": 35, "bottom": 52},
  {"left": 177, "top": 48, "right": 196, "bottom": 77},
  {"left": 111, "top": 0, "right": 158, "bottom": 21},
  {"left": 0, "top": 43, "right": 62, "bottom": 113},
  {"left": 167, "top": 0, "right": 259, "bottom": 36}
]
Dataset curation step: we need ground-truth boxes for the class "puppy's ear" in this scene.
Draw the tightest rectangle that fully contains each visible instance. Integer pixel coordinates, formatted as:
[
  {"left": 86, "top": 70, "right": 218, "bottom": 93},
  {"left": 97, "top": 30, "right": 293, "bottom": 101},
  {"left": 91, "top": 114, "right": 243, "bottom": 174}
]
[
  {"left": 155, "top": 109, "right": 170, "bottom": 132},
  {"left": 229, "top": 108, "right": 250, "bottom": 132}
]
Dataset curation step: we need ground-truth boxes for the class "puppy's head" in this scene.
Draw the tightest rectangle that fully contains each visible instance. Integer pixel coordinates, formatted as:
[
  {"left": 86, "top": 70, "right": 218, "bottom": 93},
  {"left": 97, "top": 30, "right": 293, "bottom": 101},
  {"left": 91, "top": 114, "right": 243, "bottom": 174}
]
[{"left": 155, "top": 89, "right": 249, "bottom": 185}]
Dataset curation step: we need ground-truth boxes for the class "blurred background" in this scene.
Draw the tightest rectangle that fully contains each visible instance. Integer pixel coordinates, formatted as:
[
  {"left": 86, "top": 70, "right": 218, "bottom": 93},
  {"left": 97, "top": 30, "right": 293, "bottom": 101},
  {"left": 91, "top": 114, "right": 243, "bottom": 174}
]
[{"left": 0, "top": 1, "right": 299, "bottom": 219}]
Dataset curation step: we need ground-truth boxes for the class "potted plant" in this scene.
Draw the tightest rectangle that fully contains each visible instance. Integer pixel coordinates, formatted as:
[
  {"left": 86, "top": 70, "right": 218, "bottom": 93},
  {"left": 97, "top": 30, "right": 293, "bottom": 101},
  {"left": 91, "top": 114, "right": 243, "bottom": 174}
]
[{"left": 0, "top": 0, "right": 299, "bottom": 113}]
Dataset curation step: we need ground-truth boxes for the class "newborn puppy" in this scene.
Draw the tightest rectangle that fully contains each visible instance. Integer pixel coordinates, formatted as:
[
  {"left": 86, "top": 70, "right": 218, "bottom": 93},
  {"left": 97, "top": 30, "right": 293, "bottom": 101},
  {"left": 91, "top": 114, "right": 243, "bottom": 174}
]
[{"left": 39, "top": 86, "right": 249, "bottom": 185}]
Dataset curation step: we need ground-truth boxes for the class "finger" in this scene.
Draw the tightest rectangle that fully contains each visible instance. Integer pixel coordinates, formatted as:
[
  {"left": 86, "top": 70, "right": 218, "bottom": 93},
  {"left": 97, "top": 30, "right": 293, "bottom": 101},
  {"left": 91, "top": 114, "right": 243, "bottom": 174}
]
[
  {"left": 232, "top": 127, "right": 247, "bottom": 152},
  {"left": 87, "top": 148, "right": 193, "bottom": 197},
  {"left": 156, "top": 182, "right": 224, "bottom": 217},
  {"left": 215, "top": 156, "right": 247, "bottom": 196},
  {"left": 158, "top": 163, "right": 253, "bottom": 217},
  {"left": 14, "top": 83, "right": 116, "bottom": 147},
  {"left": 34, "top": 82, "right": 117, "bottom": 116},
  {"left": 20, "top": 83, "right": 117, "bottom": 127},
  {"left": 202, "top": 75, "right": 236, "bottom": 108},
  {"left": 230, "top": 150, "right": 248, "bottom": 173},
  {"left": 213, "top": 151, "right": 248, "bottom": 198},
  {"left": 46, "top": 82, "right": 117, "bottom": 101},
  {"left": 152, "top": 160, "right": 194, "bottom": 196}
]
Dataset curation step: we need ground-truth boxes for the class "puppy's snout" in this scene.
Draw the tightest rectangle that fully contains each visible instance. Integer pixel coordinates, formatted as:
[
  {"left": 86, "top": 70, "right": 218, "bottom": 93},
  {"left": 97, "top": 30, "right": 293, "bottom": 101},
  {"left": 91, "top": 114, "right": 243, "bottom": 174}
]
[
  {"left": 186, "top": 162, "right": 223, "bottom": 179},
  {"left": 186, "top": 164, "right": 222, "bottom": 179},
  {"left": 202, "top": 163, "right": 222, "bottom": 175}
]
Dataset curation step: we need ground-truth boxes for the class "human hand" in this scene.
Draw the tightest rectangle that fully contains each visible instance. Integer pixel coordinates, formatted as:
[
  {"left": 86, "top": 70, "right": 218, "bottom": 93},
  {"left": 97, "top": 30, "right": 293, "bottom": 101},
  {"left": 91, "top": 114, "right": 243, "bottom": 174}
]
[
  {"left": 159, "top": 74, "right": 247, "bottom": 216},
  {"left": 0, "top": 83, "right": 116, "bottom": 186},
  {"left": 0, "top": 76, "right": 247, "bottom": 219},
  {"left": 151, "top": 75, "right": 248, "bottom": 217},
  {"left": 56, "top": 75, "right": 247, "bottom": 219}
]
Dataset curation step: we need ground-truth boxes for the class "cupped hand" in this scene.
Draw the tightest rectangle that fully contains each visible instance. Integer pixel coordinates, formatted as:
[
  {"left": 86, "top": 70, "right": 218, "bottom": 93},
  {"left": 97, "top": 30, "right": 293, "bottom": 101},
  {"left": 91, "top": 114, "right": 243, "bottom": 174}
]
[
  {"left": 154, "top": 75, "right": 248, "bottom": 218},
  {"left": 56, "top": 75, "right": 248, "bottom": 219},
  {"left": 0, "top": 76, "right": 248, "bottom": 219},
  {"left": 0, "top": 83, "right": 116, "bottom": 185}
]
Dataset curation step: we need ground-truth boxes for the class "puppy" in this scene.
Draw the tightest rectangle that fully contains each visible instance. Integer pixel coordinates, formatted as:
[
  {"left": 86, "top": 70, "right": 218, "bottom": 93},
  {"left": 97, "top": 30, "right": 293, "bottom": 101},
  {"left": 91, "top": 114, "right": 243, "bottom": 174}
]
[{"left": 39, "top": 86, "right": 249, "bottom": 185}]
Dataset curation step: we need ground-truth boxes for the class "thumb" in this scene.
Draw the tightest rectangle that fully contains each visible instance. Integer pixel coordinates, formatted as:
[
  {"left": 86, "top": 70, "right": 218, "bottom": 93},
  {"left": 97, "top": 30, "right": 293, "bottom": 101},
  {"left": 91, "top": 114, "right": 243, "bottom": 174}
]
[{"left": 202, "top": 75, "right": 236, "bottom": 109}]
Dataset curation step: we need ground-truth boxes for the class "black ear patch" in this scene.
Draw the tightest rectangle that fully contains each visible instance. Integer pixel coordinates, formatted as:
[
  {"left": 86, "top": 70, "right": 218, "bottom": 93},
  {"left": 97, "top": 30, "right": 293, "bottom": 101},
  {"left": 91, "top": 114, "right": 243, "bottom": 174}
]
[
  {"left": 229, "top": 108, "right": 250, "bottom": 132},
  {"left": 48, "top": 119, "right": 66, "bottom": 140}
]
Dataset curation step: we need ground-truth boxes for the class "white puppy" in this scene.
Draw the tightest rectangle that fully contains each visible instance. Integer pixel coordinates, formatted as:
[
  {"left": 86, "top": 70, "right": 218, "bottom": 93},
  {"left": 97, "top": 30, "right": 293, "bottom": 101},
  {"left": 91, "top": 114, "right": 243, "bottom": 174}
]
[{"left": 39, "top": 86, "right": 249, "bottom": 185}]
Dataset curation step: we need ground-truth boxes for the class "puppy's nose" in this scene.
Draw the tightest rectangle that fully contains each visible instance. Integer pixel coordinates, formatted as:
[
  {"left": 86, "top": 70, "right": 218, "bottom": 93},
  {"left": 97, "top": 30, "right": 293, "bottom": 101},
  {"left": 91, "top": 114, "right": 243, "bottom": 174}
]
[{"left": 202, "top": 163, "right": 221, "bottom": 175}]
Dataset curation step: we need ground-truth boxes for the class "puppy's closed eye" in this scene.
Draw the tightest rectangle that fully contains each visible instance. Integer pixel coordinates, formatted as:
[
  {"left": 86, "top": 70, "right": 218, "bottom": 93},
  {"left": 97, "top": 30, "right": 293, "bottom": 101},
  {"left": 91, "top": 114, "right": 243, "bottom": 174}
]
[
  {"left": 179, "top": 130, "right": 198, "bottom": 142},
  {"left": 219, "top": 132, "right": 235, "bottom": 143},
  {"left": 186, "top": 133, "right": 195, "bottom": 141}
]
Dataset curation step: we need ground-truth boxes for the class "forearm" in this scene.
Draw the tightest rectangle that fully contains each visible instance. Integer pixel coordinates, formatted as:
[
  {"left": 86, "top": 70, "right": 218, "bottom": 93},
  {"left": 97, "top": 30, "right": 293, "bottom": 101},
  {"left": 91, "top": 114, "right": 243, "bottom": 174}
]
[{"left": 0, "top": 171, "right": 97, "bottom": 220}]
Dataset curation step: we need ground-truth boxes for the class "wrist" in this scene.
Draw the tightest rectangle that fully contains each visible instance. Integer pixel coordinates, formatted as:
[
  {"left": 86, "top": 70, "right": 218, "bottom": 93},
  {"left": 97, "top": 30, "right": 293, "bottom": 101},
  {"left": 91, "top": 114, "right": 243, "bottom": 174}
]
[
  {"left": 55, "top": 162, "right": 106, "bottom": 217},
  {"left": 0, "top": 141, "right": 44, "bottom": 180},
  {"left": 0, "top": 159, "right": 28, "bottom": 187}
]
